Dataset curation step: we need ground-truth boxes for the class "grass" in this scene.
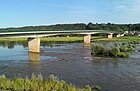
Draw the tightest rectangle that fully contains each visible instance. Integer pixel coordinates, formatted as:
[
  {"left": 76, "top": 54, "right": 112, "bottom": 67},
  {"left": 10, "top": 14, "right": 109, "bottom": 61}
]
[
  {"left": 41, "top": 37, "right": 83, "bottom": 42},
  {"left": 0, "top": 38, "right": 27, "bottom": 42},
  {"left": 94, "top": 36, "right": 140, "bottom": 42},
  {"left": 0, "top": 74, "right": 100, "bottom": 91},
  {"left": 0, "top": 36, "right": 139, "bottom": 42},
  {"left": 0, "top": 37, "right": 83, "bottom": 42}
]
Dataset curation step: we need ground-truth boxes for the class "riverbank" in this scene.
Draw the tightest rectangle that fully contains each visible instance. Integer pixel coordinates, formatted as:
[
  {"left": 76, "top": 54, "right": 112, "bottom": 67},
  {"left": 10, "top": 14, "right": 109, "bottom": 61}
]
[
  {"left": 0, "top": 36, "right": 139, "bottom": 42},
  {"left": 96, "top": 36, "right": 140, "bottom": 42}
]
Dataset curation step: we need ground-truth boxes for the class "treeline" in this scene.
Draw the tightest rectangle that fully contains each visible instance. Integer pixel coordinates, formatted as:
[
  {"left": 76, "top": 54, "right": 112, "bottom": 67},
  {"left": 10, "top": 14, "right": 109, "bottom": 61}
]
[{"left": 0, "top": 22, "right": 140, "bottom": 32}]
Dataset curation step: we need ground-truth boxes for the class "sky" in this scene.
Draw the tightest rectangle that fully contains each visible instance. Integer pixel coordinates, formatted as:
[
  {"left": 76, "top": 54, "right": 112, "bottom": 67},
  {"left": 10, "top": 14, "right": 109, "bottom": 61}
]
[{"left": 0, "top": 0, "right": 140, "bottom": 28}]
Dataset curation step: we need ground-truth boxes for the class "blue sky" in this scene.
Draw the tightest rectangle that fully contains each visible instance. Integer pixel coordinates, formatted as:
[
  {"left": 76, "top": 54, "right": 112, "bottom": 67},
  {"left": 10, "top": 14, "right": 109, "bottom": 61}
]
[{"left": 0, "top": 0, "right": 140, "bottom": 28}]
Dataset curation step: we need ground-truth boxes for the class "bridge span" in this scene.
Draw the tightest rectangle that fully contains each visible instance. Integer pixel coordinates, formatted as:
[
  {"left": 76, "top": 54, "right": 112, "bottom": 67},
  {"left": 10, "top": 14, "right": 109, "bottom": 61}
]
[{"left": 0, "top": 30, "right": 120, "bottom": 53}]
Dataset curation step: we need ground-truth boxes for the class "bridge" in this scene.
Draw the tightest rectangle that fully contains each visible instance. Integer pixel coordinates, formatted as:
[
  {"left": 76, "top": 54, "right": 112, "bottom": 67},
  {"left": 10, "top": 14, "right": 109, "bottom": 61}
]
[{"left": 0, "top": 30, "right": 120, "bottom": 53}]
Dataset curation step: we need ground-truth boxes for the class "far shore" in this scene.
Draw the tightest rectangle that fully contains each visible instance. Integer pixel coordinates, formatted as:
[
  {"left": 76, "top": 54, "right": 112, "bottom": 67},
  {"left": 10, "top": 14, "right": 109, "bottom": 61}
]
[{"left": 0, "top": 36, "right": 139, "bottom": 42}]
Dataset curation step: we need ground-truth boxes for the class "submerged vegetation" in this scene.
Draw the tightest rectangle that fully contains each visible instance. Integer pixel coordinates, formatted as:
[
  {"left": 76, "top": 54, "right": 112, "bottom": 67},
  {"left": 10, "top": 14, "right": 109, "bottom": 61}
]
[
  {"left": 0, "top": 74, "right": 100, "bottom": 91},
  {"left": 91, "top": 43, "right": 135, "bottom": 58}
]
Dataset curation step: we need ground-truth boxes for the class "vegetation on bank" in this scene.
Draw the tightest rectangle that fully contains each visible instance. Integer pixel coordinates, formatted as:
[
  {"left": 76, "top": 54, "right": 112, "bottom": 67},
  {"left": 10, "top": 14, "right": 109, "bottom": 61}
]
[
  {"left": 0, "top": 36, "right": 140, "bottom": 43},
  {"left": 91, "top": 43, "right": 135, "bottom": 58},
  {"left": 41, "top": 37, "right": 83, "bottom": 42},
  {"left": 0, "top": 38, "right": 27, "bottom": 42},
  {"left": 95, "top": 36, "right": 140, "bottom": 42},
  {"left": 0, "top": 74, "right": 100, "bottom": 91}
]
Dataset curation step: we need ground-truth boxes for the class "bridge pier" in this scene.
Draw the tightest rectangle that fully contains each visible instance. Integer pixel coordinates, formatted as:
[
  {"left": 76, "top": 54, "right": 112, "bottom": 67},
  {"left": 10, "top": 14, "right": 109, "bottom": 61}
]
[
  {"left": 28, "top": 37, "right": 40, "bottom": 53},
  {"left": 108, "top": 33, "right": 113, "bottom": 39},
  {"left": 84, "top": 34, "right": 91, "bottom": 44}
]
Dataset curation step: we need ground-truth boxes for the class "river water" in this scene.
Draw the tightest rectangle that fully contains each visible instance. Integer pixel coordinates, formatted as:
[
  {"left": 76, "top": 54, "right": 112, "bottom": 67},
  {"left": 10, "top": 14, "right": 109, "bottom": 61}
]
[{"left": 0, "top": 41, "right": 140, "bottom": 91}]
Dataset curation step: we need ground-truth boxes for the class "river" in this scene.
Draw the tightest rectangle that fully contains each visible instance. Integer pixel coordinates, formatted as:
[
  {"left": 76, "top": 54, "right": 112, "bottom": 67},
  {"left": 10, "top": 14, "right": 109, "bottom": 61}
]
[{"left": 0, "top": 41, "right": 140, "bottom": 91}]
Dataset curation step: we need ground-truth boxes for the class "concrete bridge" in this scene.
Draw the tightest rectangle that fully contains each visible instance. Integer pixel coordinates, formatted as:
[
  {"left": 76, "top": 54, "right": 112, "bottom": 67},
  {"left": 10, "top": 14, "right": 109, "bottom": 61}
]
[{"left": 0, "top": 30, "right": 119, "bottom": 53}]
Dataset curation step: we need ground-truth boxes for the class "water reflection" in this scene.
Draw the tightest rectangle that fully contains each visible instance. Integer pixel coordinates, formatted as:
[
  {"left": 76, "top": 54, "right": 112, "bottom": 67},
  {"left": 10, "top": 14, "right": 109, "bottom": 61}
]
[
  {"left": 28, "top": 52, "right": 40, "bottom": 64},
  {"left": 83, "top": 44, "right": 91, "bottom": 47},
  {"left": 0, "top": 41, "right": 27, "bottom": 49},
  {"left": 0, "top": 41, "right": 140, "bottom": 91}
]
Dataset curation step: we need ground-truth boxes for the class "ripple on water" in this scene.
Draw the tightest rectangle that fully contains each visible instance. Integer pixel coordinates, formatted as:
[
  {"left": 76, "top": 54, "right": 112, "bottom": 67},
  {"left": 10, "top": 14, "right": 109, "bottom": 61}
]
[{"left": 0, "top": 42, "right": 140, "bottom": 91}]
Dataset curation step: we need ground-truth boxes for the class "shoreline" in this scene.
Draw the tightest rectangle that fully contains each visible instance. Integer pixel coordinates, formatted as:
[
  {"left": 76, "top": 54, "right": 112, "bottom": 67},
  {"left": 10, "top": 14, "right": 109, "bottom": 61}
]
[{"left": 0, "top": 36, "right": 139, "bottom": 43}]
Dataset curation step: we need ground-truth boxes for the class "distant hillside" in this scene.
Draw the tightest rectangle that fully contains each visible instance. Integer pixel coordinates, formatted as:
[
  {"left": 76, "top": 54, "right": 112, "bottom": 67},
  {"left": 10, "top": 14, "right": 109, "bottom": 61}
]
[{"left": 0, "top": 22, "right": 140, "bottom": 32}]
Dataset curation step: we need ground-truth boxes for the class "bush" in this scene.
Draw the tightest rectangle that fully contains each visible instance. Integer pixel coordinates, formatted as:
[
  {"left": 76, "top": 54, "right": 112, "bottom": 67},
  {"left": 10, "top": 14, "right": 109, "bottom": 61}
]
[
  {"left": 111, "top": 47, "right": 120, "bottom": 57},
  {"left": 91, "top": 43, "right": 135, "bottom": 58},
  {"left": 102, "top": 47, "right": 110, "bottom": 56},
  {"left": 117, "top": 52, "right": 129, "bottom": 58},
  {"left": 119, "top": 44, "right": 135, "bottom": 52},
  {"left": 119, "top": 46, "right": 128, "bottom": 52},
  {"left": 0, "top": 74, "right": 99, "bottom": 91},
  {"left": 91, "top": 44, "right": 110, "bottom": 56},
  {"left": 127, "top": 44, "right": 135, "bottom": 51},
  {"left": 91, "top": 44, "right": 103, "bottom": 56}
]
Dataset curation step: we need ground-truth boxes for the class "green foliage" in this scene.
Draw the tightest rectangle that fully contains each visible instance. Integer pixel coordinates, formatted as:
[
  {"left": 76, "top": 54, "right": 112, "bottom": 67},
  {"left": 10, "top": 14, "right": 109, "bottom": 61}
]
[
  {"left": 119, "top": 44, "right": 135, "bottom": 52},
  {"left": 92, "top": 85, "right": 101, "bottom": 90},
  {"left": 12, "top": 77, "right": 25, "bottom": 90},
  {"left": 91, "top": 44, "right": 110, "bottom": 56},
  {"left": 91, "top": 43, "right": 135, "bottom": 58},
  {"left": 91, "top": 44, "right": 103, "bottom": 56},
  {"left": 0, "top": 74, "right": 99, "bottom": 91},
  {"left": 117, "top": 52, "right": 129, "bottom": 58},
  {"left": 111, "top": 47, "right": 120, "bottom": 57}
]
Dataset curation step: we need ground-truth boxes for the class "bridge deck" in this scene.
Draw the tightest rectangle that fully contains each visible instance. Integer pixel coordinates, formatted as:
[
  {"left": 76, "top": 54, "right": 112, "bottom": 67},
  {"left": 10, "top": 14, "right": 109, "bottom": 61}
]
[{"left": 0, "top": 30, "right": 120, "bottom": 38}]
